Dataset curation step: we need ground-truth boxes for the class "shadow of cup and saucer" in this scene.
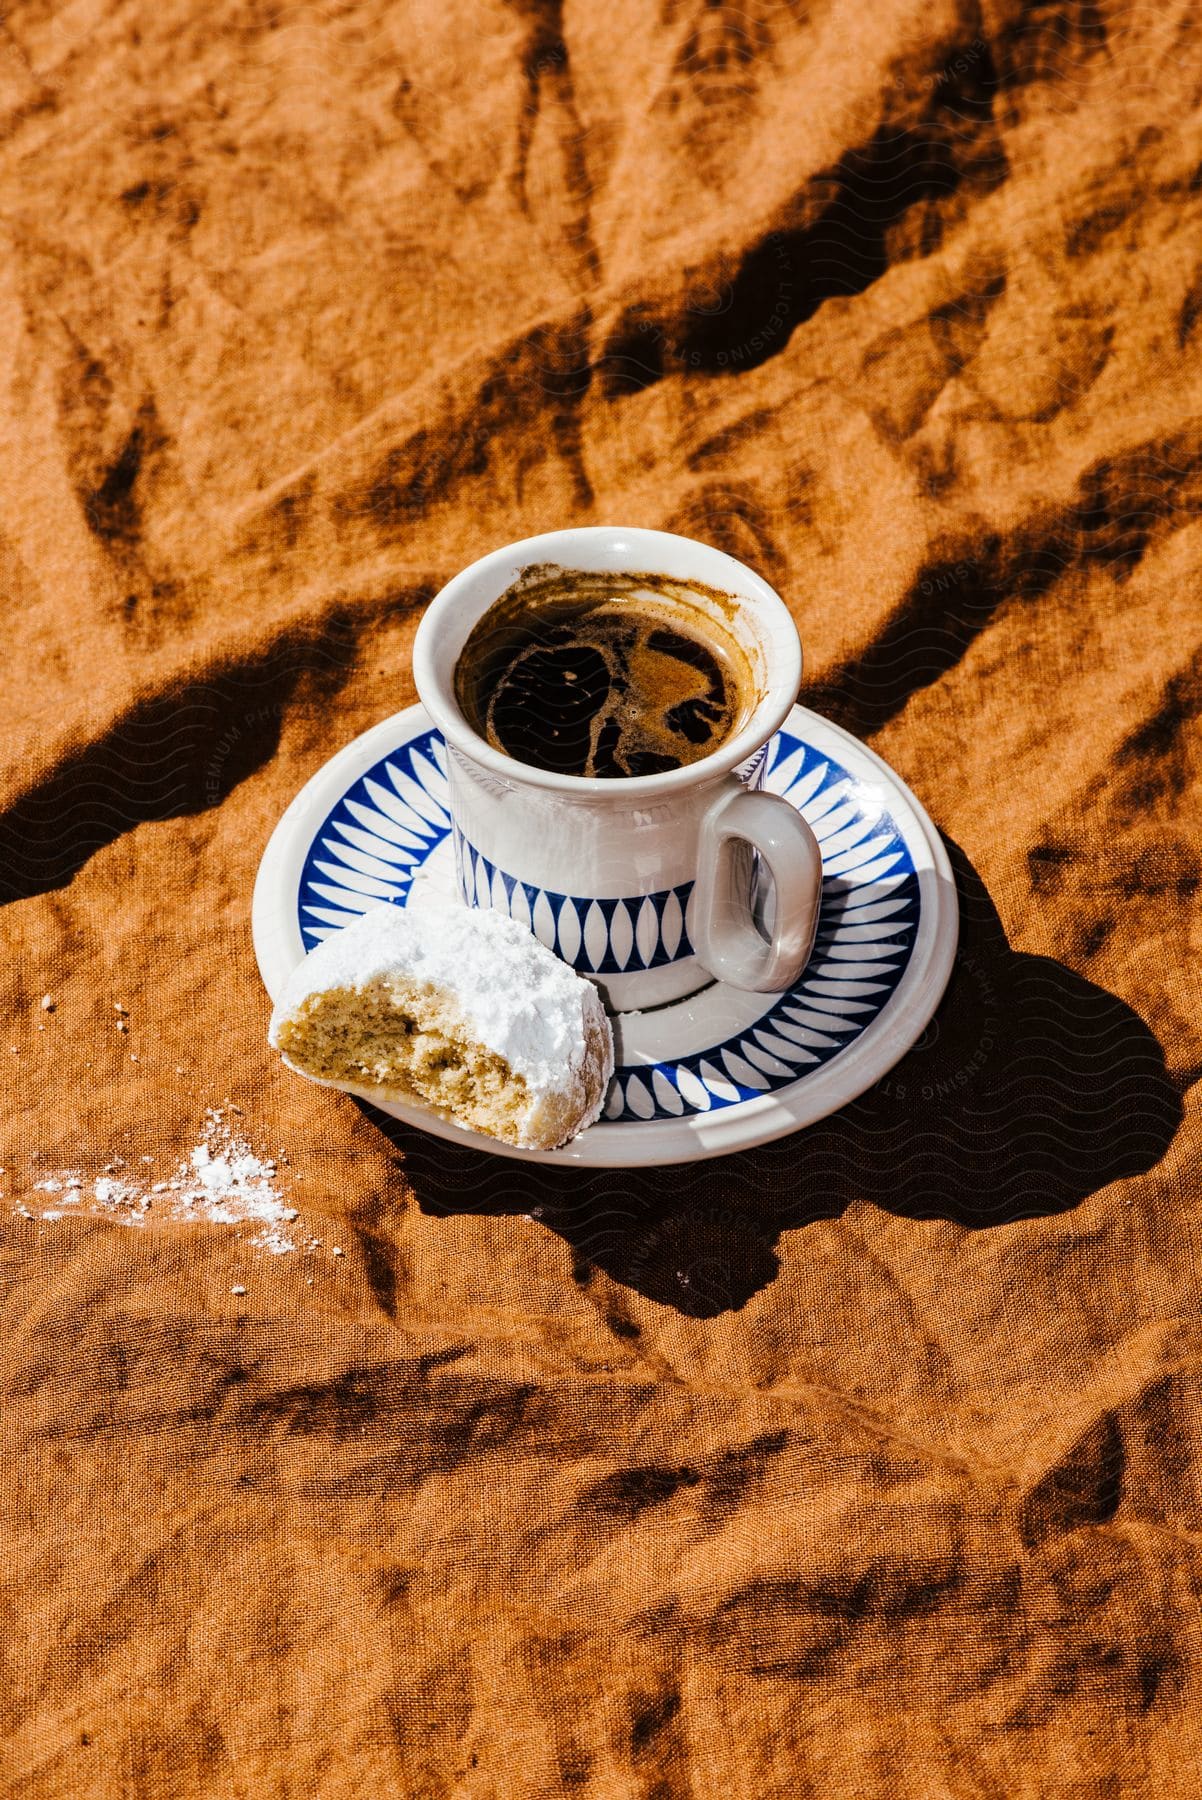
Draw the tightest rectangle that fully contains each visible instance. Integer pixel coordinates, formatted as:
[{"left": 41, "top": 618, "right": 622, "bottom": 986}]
[{"left": 358, "top": 836, "right": 1182, "bottom": 1319}]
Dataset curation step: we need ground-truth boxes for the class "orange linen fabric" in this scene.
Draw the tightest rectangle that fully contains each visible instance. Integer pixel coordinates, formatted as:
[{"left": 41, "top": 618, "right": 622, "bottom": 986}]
[{"left": 2, "top": 1, "right": 1201, "bottom": 1794}]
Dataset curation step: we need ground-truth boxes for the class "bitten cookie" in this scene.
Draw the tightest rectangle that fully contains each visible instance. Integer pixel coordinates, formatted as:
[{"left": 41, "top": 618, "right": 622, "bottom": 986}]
[{"left": 268, "top": 904, "right": 614, "bottom": 1149}]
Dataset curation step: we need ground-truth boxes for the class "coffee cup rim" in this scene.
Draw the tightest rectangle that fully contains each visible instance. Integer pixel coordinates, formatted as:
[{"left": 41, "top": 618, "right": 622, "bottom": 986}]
[{"left": 412, "top": 526, "right": 803, "bottom": 798}]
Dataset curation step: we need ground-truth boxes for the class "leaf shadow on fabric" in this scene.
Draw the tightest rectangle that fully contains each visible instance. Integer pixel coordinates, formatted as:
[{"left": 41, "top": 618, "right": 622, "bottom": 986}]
[
  {"left": 362, "top": 838, "right": 1182, "bottom": 1318},
  {"left": 0, "top": 597, "right": 425, "bottom": 905}
]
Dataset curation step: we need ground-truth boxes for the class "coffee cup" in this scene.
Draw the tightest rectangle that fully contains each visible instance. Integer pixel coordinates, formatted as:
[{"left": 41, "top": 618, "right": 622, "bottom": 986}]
[{"left": 412, "top": 526, "right": 822, "bottom": 1011}]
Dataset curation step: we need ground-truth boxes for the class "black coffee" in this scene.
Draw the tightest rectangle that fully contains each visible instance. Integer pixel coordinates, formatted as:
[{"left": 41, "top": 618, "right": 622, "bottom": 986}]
[{"left": 454, "top": 566, "right": 755, "bottom": 778}]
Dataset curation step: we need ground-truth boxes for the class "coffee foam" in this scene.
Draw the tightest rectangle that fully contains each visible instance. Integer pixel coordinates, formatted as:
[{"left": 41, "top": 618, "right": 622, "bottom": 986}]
[{"left": 454, "top": 568, "right": 757, "bottom": 779}]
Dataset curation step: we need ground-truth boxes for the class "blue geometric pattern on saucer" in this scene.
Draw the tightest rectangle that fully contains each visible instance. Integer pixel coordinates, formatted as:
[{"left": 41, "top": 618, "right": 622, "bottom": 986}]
[
  {"left": 454, "top": 828, "right": 696, "bottom": 974},
  {"left": 295, "top": 727, "right": 918, "bottom": 1126},
  {"left": 296, "top": 729, "right": 451, "bottom": 943}
]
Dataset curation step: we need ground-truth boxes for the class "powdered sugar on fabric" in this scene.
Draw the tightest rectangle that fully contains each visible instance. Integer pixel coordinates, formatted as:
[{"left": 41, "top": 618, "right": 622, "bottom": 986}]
[{"left": 12, "top": 1110, "right": 301, "bottom": 1253}]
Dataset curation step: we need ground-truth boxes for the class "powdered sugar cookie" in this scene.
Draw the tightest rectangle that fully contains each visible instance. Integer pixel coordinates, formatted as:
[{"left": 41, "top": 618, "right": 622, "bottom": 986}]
[{"left": 269, "top": 904, "right": 613, "bottom": 1150}]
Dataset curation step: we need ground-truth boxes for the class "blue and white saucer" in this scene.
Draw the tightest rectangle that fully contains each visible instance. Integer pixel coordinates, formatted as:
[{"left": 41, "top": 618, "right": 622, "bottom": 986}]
[{"left": 252, "top": 705, "right": 958, "bottom": 1166}]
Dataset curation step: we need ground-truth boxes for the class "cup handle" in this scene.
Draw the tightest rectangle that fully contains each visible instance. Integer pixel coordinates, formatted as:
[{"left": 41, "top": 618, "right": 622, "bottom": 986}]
[{"left": 692, "top": 776, "right": 823, "bottom": 993}]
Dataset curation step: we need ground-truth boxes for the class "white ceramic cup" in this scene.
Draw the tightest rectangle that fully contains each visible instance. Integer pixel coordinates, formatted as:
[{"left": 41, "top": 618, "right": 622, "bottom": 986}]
[{"left": 412, "top": 526, "right": 822, "bottom": 1012}]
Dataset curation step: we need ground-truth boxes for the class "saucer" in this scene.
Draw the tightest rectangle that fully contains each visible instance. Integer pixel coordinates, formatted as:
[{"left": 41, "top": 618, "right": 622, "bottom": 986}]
[{"left": 252, "top": 705, "right": 958, "bottom": 1167}]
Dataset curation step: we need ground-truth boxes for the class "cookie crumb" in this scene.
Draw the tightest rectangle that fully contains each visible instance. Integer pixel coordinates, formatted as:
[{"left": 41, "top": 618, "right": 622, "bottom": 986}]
[
  {"left": 231, "top": 1285, "right": 247, "bottom": 1296},
  {"left": 40, "top": 996, "right": 55, "bottom": 1012}
]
